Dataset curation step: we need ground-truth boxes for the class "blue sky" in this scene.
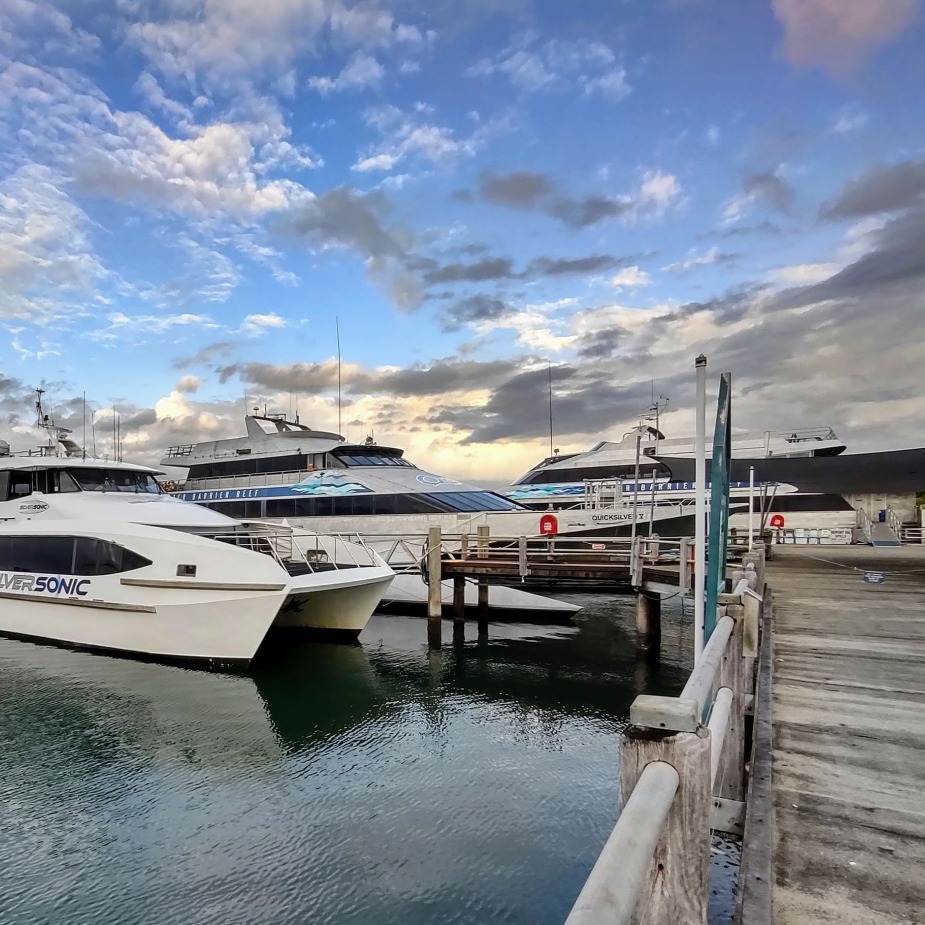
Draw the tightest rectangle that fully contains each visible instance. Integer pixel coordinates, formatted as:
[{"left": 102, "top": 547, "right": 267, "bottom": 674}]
[{"left": 1, "top": 0, "right": 923, "bottom": 482}]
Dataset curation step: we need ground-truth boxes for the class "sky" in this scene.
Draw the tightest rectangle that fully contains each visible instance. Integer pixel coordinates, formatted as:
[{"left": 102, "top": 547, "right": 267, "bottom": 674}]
[{"left": 1, "top": 0, "right": 924, "bottom": 484}]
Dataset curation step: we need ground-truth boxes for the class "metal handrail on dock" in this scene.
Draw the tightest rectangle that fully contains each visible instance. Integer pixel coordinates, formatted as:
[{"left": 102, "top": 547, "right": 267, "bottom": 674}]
[{"left": 564, "top": 547, "right": 765, "bottom": 925}]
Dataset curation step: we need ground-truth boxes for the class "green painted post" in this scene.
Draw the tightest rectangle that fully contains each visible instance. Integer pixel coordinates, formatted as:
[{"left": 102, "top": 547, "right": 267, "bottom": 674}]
[{"left": 705, "top": 372, "right": 732, "bottom": 640}]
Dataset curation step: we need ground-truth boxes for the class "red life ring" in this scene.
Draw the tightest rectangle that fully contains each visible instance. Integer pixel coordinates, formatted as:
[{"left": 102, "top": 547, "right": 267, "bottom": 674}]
[
  {"left": 539, "top": 513, "right": 559, "bottom": 535},
  {"left": 769, "top": 513, "right": 785, "bottom": 529}
]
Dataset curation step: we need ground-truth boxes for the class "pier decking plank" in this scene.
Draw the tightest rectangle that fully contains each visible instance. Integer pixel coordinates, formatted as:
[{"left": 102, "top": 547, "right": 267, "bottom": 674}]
[{"left": 768, "top": 546, "right": 925, "bottom": 925}]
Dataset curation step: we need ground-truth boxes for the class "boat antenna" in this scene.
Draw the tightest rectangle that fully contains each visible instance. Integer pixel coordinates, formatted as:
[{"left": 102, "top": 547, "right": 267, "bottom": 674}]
[
  {"left": 547, "top": 360, "right": 555, "bottom": 457},
  {"left": 82, "top": 391, "right": 87, "bottom": 459},
  {"left": 336, "top": 316, "right": 342, "bottom": 436}
]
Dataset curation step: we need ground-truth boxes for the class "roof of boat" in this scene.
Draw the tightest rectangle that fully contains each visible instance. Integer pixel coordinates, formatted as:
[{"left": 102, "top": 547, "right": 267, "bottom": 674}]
[
  {"left": 0, "top": 456, "right": 163, "bottom": 475},
  {"left": 160, "top": 414, "right": 387, "bottom": 466}
]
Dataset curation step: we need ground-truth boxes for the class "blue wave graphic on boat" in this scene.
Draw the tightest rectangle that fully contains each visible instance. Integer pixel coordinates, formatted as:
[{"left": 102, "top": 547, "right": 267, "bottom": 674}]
[
  {"left": 291, "top": 482, "right": 372, "bottom": 496},
  {"left": 508, "top": 484, "right": 585, "bottom": 499}
]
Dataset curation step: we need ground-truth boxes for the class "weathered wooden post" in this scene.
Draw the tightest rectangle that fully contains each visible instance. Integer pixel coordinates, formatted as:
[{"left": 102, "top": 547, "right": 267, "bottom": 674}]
[
  {"left": 427, "top": 525, "right": 442, "bottom": 648},
  {"left": 715, "top": 606, "right": 745, "bottom": 803},
  {"left": 636, "top": 591, "right": 662, "bottom": 652},
  {"left": 622, "top": 698, "right": 712, "bottom": 925},
  {"left": 477, "top": 525, "right": 489, "bottom": 636}
]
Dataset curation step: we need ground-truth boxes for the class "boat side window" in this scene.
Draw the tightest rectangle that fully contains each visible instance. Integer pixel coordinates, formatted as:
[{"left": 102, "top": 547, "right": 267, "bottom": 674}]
[
  {"left": 0, "top": 471, "right": 9, "bottom": 501},
  {"left": 30, "top": 470, "right": 54, "bottom": 494},
  {"left": 58, "top": 470, "right": 81, "bottom": 493},
  {"left": 0, "top": 535, "right": 152, "bottom": 575},
  {"left": 9, "top": 472, "right": 32, "bottom": 498},
  {"left": 69, "top": 468, "right": 108, "bottom": 491}
]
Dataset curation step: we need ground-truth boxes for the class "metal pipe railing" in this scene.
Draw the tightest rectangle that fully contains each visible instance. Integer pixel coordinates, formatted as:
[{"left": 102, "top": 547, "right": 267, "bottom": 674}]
[
  {"left": 564, "top": 762, "right": 680, "bottom": 925},
  {"left": 681, "top": 614, "right": 734, "bottom": 716},
  {"left": 708, "top": 686, "right": 733, "bottom": 788}
]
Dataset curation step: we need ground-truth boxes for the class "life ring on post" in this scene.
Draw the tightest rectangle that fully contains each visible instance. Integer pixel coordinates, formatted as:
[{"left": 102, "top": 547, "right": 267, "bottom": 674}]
[
  {"left": 539, "top": 513, "right": 559, "bottom": 535},
  {"left": 769, "top": 513, "right": 785, "bottom": 529}
]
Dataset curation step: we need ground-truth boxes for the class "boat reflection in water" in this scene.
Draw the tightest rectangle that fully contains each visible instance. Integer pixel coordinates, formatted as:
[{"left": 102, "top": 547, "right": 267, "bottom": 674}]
[{"left": 0, "top": 598, "right": 725, "bottom": 925}]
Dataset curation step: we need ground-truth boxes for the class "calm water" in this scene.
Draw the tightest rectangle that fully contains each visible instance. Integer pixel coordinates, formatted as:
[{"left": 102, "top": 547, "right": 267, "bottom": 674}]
[{"left": 0, "top": 595, "right": 737, "bottom": 925}]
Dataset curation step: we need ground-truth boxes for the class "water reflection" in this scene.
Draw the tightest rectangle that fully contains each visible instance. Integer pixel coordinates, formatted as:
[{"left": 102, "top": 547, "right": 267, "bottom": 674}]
[{"left": 0, "top": 595, "right": 719, "bottom": 925}]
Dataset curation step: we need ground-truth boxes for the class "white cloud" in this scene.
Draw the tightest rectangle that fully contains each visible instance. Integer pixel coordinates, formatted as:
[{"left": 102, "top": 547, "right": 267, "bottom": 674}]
[
  {"left": 124, "top": 0, "right": 428, "bottom": 93},
  {"left": 770, "top": 261, "right": 840, "bottom": 285},
  {"left": 466, "top": 36, "right": 631, "bottom": 101},
  {"left": 352, "top": 104, "right": 510, "bottom": 173},
  {"left": 664, "top": 247, "right": 722, "bottom": 272},
  {"left": 636, "top": 170, "right": 682, "bottom": 217},
  {"left": 0, "top": 164, "right": 106, "bottom": 320},
  {"left": 176, "top": 375, "right": 200, "bottom": 393},
  {"left": 308, "top": 52, "right": 385, "bottom": 95},
  {"left": 241, "top": 312, "right": 287, "bottom": 335},
  {"left": 832, "top": 107, "right": 869, "bottom": 133},
  {"left": 107, "top": 311, "right": 218, "bottom": 335},
  {"left": 610, "top": 266, "right": 651, "bottom": 288},
  {"left": 0, "top": 0, "right": 101, "bottom": 61},
  {"left": 471, "top": 298, "right": 578, "bottom": 352}
]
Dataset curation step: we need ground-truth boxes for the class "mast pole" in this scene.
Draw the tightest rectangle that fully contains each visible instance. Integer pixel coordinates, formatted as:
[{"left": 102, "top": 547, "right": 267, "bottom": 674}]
[
  {"left": 547, "top": 360, "right": 554, "bottom": 457},
  {"left": 336, "top": 317, "right": 342, "bottom": 436},
  {"left": 694, "top": 355, "right": 707, "bottom": 664}
]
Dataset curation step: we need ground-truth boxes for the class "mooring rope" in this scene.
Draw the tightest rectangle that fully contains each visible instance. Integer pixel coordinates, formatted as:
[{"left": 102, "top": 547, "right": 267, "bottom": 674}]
[{"left": 781, "top": 548, "right": 925, "bottom": 576}]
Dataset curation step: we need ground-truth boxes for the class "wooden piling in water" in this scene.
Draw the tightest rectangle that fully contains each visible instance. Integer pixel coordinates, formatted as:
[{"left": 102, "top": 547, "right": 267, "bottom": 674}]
[
  {"left": 453, "top": 575, "right": 466, "bottom": 624},
  {"left": 635, "top": 591, "right": 662, "bottom": 651},
  {"left": 427, "top": 525, "right": 442, "bottom": 648},
  {"left": 477, "top": 525, "right": 489, "bottom": 636}
]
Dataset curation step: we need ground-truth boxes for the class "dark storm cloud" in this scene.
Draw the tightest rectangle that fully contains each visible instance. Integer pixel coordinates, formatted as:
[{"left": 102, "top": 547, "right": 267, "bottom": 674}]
[
  {"left": 458, "top": 169, "right": 635, "bottom": 228},
  {"left": 223, "top": 358, "right": 524, "bottom": 399},
  {"left": 276, "top": 187, "right": 408, "bottom": 260},
  {"left": 821, "top": 158, "right": 925, "bottom": 219},
  {"left": 423, "top": 257, "right": 516, "bottom": 284},
  {"left": 172, "top": 341, "right": 237, "bottom": 370},
  {"left": 775, "top": 202, "right": 925, "bottom": 311},
  {"left": 430, "top": 365, "right": 662, "bottom": 445},
  {"left": 442, "top": 294, "right": 511, "bottom": 330},
  {"left": 709, "top": 220, "right": 782, "bottom": 239},
  {"left": 422, "top": 251, "right": 626, "bottom": 287},
  {"left": 121, "top": 408, "right": 157, "bottom": 429},
  {"left": 548, "top": 195, "right": 633, "bottom": 227},
  {"left": 574, "top": 325, "right": 628, "bottom": 360},
  {"left": 478, "top": 170, "right": 555, "bottom": 208},
  {"left": 525, "top": 254, "right": 624, "bottom": 276},
  {"left": 743, "top": 170, "right": 794, "bottom": 213}
]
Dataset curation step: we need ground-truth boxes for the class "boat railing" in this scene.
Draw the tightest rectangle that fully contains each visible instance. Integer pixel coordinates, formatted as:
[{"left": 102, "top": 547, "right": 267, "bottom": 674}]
[
  {"left": 855, "top": 507, "right": 873, "bottom": 544},
  {"left": 164, "top": 444, "right": 195, "bottom": 458},
  {"left": 886, "top": 506, "right": 904, "bottom": 540},
  {"left": 204, "top": 527, "right": 384, "bottom": 572},
  {"left": 765, "top": 426, "right": 839, "bottom": 445}
]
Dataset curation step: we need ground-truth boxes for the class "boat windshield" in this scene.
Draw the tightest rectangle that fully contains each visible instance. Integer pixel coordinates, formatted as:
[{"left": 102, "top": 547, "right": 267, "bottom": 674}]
[{"left": 65, "top": 468, "right": 164, "bottom": 493}]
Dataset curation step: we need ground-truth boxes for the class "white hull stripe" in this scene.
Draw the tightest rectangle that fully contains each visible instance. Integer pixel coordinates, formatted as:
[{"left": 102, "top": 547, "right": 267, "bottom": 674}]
[{"left": 0, "top": 590, "right": 156, "bottom": 612}]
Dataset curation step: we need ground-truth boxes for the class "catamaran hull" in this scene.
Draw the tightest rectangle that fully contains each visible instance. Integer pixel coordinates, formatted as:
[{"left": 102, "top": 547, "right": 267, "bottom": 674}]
[
  {"left": 274, "top": 567, "right": 395, "bottom": 638},
  {"left": 0, "top": 589, "right": 287, "bottom": 667}
]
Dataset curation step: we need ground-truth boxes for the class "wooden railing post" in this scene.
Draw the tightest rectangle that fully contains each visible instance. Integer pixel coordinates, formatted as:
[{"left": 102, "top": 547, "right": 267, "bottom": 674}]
[
  {"left": 619, "top": 724, "right": 711, "bottom": 925},
  {"left": 714, "top": 606, "right": 744, "bottom": 803}
]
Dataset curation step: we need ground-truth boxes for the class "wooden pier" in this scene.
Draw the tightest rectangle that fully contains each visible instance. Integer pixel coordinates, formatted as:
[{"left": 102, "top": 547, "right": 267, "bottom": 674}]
[
  {"left": 422, "top": 526, "right": 695, "bottom": 648},
  {"left": 765, "top": 544, "right": 925, "bottom": 924}
]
